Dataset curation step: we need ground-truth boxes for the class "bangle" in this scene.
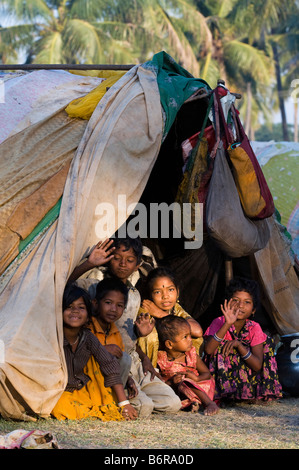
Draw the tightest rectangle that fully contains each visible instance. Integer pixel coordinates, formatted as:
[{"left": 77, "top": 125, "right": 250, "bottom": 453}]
[
  {"left": 213, "top": 332, "right": 224, "bottom": 342},
  {"left": 241, "top": 350, "right": 252, "bottom": 360},
  {"left": 118, "top": 400, "right": 130, "bottom": 407}
]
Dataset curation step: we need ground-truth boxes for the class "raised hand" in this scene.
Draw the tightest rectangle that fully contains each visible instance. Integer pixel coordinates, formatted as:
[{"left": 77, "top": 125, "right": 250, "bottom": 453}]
[
  {"left": 135, "top": 312, "right": 156, "bottom": 337},
  {"left": 88, "top": 239, "right": 115, "bottom": 267},
  {"left": 221, "top": 298, "right": 239, "bottom": 326}
]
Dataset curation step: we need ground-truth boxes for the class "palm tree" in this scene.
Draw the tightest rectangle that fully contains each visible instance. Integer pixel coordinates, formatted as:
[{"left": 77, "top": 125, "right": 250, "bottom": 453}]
[
  {"left": 188, "top": 0, "right": 273, "bottom": 138},
  {"left": 273, "top": 11, "right": 299, "bottom": 142},
  {"left": 229, "top": 0, "right": 298, "bottom": 141},
  {"left": 0, "top": 0, "right": 212, "bottom": 69},
  {"left": 98, "top": 0, "right": 213, "bottom": 76},
  {"left": 0, "top": 0, "right": 142, "bottom": 64}
]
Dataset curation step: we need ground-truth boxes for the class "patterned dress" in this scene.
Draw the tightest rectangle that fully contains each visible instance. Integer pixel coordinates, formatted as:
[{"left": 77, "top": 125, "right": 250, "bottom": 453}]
[
  {"left": 157, "top": 346, "right": 215, "bottom": 409},
  {"left": 204, "top": 317, "right": 282, "bottom": 401}
]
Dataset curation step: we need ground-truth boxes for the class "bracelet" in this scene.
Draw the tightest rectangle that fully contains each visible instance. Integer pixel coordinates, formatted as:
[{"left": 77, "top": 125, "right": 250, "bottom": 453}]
[
  {"left": 213, "top": 332, "right": 224, "bottom": 342},
  {"left": 118, "top": 400, "right": 130, "bottom": 407},
  {"left": 241, "top": 350, "right": 252, "bottom": 360}
]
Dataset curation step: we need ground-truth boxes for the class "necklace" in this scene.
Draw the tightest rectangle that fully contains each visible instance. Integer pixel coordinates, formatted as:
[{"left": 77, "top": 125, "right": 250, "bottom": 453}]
[{"left": 70, "top": 336, "right": 79, "bottom": 346}]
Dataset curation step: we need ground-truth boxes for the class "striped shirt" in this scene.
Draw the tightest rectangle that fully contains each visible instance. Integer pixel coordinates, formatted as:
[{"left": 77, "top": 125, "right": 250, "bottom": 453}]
[{"left": 63, "top": 328, "right": 122, "bottom": 392}]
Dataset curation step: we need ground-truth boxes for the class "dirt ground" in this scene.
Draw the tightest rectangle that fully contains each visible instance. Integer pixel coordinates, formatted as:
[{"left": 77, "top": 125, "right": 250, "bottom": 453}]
[{"left": 0, "top": 395, "right": 298, "bottom": 451}]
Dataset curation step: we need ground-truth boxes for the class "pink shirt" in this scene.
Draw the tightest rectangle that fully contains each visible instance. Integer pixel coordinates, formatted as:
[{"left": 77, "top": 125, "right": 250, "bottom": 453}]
[{"left": 204, "top": 316, "right": 267, "bottom": 347}]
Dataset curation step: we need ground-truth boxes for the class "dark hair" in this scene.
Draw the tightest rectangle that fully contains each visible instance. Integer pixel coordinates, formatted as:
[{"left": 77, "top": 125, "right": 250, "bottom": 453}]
[
  {"left": 63, "top": 284, "right": 92, "bottom": 319},
  {"left": 95, "top": 278, "right": 128, "bottom": 306},
  {"left": 156, "top": 315, "right": 189, "bottom": 346},
  {"left": 145, "top": 266, "right": 179, "bottom": 299},
  {"left": 225, "top": 277, "right": 260, "bottom": 310},
  {"left": 111, "top": 236, "right": 143, "bottom": 265}
]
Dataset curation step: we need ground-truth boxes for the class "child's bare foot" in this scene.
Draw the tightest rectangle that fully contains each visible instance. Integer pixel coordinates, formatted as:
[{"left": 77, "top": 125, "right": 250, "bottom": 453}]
[
  {"left": 204, "top": 402, "right": 219, "bottom": 416},
  {"left": 191, "top": 402, "right": 200, "bottom": 413}
]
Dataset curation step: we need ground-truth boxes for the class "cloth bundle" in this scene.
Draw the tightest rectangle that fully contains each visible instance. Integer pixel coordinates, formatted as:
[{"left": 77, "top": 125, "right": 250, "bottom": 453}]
[
  {"left": 216, "top": 88, "right": 275, "bottom": 220},
  {"left": 205, "top": 86, "right": 273, "bottom": 257}
]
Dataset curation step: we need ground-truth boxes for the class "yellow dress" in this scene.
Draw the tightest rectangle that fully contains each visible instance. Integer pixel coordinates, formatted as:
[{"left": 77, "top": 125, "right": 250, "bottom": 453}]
[
  {"left": 137, "top": 303, "right": 203, "bottom": 368},
  {"left": 51, "top": 355, "right": 123, "bottom": 421}
]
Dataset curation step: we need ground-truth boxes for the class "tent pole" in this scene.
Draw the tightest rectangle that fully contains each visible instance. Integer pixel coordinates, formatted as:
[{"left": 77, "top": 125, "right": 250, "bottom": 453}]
[
  {"left": 225, "top": 258, "right": 233, "bottom": 285},
  {"left": 0, "top": 64, "right": 134, "bottom": 71}
]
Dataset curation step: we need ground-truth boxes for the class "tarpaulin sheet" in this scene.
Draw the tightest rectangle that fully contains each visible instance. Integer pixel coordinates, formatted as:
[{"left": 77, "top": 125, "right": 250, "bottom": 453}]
[{"left": 0, "top": 63, "right": 163, "bottom": 420}]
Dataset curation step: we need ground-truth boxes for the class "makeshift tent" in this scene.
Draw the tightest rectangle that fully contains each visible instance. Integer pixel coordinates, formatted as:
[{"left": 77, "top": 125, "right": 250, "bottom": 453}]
[{"left": 0, "top": 51, "right": 298, "bottom": 420}]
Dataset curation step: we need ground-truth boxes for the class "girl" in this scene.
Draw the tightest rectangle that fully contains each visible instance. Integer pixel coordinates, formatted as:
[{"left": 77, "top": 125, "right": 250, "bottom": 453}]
[
  {"left": 51, "top": 284, "right": 137, "bottom": 421},
  {"left": 156, "top": 316, "right": 218, "bottom": 416},
  {"left": 136, "top": 266, "right": 203, "bottom": 368},
  {"left": 204, "top": 277, "right": 282, "bottom": 404}
]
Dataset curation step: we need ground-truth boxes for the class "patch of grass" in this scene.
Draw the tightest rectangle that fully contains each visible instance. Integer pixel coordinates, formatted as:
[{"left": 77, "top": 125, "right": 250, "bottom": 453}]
[{"left": 0, "top": 397, "right": 298, "bottom": 449}]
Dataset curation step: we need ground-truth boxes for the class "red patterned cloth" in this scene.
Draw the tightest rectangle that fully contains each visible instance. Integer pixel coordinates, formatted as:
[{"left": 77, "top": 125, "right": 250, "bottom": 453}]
[{"left": 157, "top": 347, "right": 215, "bottom": 409}]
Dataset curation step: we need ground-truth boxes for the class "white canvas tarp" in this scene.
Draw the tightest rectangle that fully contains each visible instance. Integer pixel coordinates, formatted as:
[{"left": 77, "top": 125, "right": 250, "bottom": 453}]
[{"left": 0, "top": 64, "right": 162, "bottom": 420}]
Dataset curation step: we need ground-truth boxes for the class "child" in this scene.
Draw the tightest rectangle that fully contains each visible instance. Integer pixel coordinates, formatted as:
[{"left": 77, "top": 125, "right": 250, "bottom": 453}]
[
  {"left": 204, "top": 277, "right": 282, "bottom": 404},
  {"left": 87, "top": 277, "right": 138, "bottom": 404},
  {"left": 136, "top": 266, "right": 203, "bottom": 367},
  {"left": 68, "top": 237, "right": 182, "bottom": 418},
  {"left": 51, "top": 284, "right": 137, "bottom": 421},
  {"left": 156, "top": 316, "right": 219, "bottom": 416}
]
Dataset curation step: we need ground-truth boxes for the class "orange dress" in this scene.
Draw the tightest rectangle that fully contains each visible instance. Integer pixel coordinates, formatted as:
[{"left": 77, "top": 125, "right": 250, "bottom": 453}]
[{"left": 157, "top": 346, "right": 215, "bottom": 409}]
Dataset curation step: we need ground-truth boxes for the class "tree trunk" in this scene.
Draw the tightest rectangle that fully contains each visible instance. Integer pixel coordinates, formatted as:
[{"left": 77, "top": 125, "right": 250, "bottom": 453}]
[
  {"left": 245, "top": 82, "right": 252, "bottom": 136},
  {"left": 272, "top": 43, "right": 289, "bottom": 141}
]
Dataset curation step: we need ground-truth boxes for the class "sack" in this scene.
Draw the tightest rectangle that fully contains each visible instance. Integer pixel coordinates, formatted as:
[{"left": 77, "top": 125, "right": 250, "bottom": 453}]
[
  {"left": 228, "top": 113, "right": 275, "bottom": 219},
  {"left": 215, "top": 89, "right": 275, "bottom": 220},
  {"left": 206, "top": 141, "right": 271, "bottom": 258}
]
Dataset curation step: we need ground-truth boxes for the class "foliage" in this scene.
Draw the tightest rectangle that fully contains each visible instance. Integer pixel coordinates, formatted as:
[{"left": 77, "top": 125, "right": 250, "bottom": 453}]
[
  {"left": 255, "top": 123, "right": 294, "bottom": 142},
  {"left": 0, "top": 0, "right": 298, "bottom": 138}
]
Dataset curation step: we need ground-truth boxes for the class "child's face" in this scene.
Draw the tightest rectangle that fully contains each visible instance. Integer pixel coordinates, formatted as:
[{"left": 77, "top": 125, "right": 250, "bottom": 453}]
[
  {"left": 109, "top": 245, "right": 139, "bottom": 282},
  {"left": 63, "top": 296, "right": 88, "bottom": 328},
  {"left": 151, "top": 276, "right": 178, "bottom": 311},
  {"left": 170, "top": 323, "right": 192, "bottom": 353},
  {"left": 95, "top": 291, "right": 125, "bottom": 325},
  {"left": 230, "top": 290, "right": 255, "bottom": 320}
]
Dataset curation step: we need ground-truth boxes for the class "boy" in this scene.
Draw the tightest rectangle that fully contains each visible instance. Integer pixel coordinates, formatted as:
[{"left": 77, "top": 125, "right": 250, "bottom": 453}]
[
  {"left": 68, "top": 236, "right": 181, "bottom": 418},
  {"left": 87, "top": 277, "right": 138, "bottom": 410}
]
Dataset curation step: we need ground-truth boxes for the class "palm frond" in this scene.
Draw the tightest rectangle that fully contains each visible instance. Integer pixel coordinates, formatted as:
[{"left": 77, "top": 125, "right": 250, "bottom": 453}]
[
  {"left": 145, "top": 3, "right": 199, "bottom": 75},
  {"left": 33, "top": 31, "right": 63, "bottom": 63},
  {"left": 224, "top": 40, "right": 273, "bottom": 86},
  {"left": 68, "top": 0, "right": 107, "bottom": 21},
  {"left": 170, "top": 0, "right": 213, "bottom": 53},
  {"left": 62, "top": 18, "right": 103, "bottom": 63},
  {"left": 1, "top": 0, "right": 53, "bottom": 23}
]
